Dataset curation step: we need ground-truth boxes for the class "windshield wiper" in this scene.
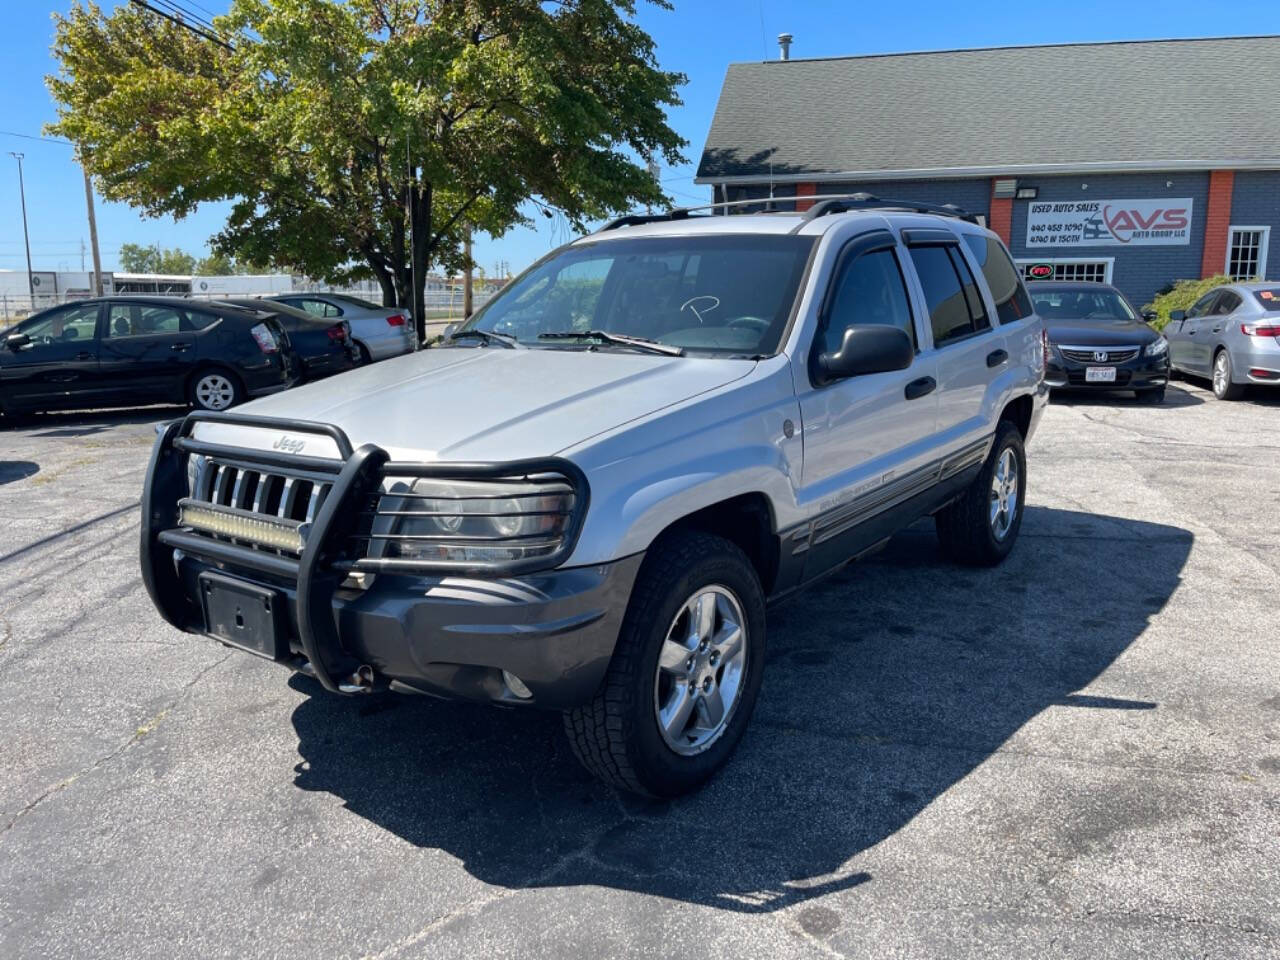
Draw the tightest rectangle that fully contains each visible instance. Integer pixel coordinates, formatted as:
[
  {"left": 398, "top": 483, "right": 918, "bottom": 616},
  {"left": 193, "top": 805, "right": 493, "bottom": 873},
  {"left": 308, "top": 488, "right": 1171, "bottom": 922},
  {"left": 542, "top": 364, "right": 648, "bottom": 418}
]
[
  {"left": 448, "top": 329, "right": 522, "bottom": 349},
  {"left": 537, "top": 330, "right": 684, "bottom": 356}
]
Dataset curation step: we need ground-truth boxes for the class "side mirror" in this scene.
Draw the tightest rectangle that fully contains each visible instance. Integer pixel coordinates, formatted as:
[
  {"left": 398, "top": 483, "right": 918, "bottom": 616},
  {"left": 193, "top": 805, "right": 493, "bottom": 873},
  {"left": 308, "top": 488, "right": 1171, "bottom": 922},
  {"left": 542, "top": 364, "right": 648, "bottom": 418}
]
[
  {"left": 5, "top": 332, "right": 31, "bottom": 351},
  {"left": 1169, "top": 310, "right": 1186, "bottom": 323},
  {"left": 814, "top": 324, "right": 914, "bottom": 385},
  {"left": 1141, "top": 310, "right": 1158, "bottom": 323},
  {"left": 442, "top": 322, "right": 458, "bottom": 340}
]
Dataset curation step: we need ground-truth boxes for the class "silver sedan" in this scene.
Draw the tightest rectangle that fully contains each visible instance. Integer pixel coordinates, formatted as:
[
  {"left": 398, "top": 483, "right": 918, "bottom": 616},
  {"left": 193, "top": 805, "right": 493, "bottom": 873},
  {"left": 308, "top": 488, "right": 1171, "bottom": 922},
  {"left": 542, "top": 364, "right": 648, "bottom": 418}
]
[
  {"left": 1166, "top": 282, "right": 1280, "bottom": 399},
  {"left": 266, "top": 293, "right": 415, "bottom": 363}
]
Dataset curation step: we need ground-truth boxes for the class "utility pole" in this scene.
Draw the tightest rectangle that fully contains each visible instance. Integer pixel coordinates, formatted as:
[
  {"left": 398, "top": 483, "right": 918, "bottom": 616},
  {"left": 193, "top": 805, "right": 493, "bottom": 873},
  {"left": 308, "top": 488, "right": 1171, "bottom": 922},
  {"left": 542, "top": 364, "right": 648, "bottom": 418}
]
[
  {"left": 9, "top": 152, "right": 34, "bottom": 306},
  {"left": 83, "top": 168, "right": 104, "bottom": 295},
  {"left": 463, "top": 227, "right": 473, "bottom": 319}
]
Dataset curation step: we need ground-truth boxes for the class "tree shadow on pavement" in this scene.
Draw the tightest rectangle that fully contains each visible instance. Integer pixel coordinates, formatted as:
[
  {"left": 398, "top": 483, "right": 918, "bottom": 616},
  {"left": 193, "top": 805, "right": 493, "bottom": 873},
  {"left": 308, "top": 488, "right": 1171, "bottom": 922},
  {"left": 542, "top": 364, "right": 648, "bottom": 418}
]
[{"left": 288, "top": 506, "right": 1192, "bottom": 913}]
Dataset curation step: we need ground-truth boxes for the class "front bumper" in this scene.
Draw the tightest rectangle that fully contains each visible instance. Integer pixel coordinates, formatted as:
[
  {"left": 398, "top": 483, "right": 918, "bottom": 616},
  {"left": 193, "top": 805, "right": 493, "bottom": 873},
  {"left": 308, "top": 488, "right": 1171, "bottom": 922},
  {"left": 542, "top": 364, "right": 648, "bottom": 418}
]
[
  {"left": 141, "top": 413, "right": 629, "bottom": 708},
  {"left": 1045, "top": 349, "right": 1169, "bottom": 391}
]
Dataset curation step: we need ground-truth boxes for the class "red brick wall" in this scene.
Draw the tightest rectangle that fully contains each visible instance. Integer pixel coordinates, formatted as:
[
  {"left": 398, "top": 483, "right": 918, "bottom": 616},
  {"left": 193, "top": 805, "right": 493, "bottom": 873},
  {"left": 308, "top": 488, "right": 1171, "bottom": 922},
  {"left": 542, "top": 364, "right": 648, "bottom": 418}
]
[
  {"left": 1201, "top": 170, "right": 1235, "bottom": 277},
  {"left": 988, "top": 181, "right": 1012, "bottom": 245},
  {"left": 795, "top": 182, "right": 817, "bottom": 212}
]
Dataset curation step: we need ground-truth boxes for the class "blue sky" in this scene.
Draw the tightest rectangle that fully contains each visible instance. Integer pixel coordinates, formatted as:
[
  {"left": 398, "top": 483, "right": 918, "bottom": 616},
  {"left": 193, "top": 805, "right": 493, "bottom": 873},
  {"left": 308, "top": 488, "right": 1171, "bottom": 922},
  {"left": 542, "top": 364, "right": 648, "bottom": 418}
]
[{"left": 2, "top": 1, "right": 1276, "bottom": 277}]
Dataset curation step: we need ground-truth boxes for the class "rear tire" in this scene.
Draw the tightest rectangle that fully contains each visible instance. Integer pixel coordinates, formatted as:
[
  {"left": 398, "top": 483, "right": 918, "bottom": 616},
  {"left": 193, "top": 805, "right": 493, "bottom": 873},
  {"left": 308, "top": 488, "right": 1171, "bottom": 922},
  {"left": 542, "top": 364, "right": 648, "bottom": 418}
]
[
  {"left": 1212, "top": 350, "right": 1245, "bottom": 400},
  {"left": 355, "top": 342, "right": 373, "bottom": 365},
  {"left": 564, "top": 530, "right": 766, "bottom": 797},
  {"left": 188, "top": 369, "right": 244, "bottom": 412},
  {"left": 935, "top": 420, "right": 1026, "bottom": 567}
]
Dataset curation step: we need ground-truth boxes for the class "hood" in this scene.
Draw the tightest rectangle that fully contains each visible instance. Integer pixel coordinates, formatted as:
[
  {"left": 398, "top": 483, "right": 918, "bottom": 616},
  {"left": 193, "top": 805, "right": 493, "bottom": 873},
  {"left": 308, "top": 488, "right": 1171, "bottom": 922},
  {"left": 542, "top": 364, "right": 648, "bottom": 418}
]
[
  {"left": 1043, "top": 317, "right": 1160, "bottom": 346},
  {"left": 195, "top": 346, "right": 755, "bottom": 461}
]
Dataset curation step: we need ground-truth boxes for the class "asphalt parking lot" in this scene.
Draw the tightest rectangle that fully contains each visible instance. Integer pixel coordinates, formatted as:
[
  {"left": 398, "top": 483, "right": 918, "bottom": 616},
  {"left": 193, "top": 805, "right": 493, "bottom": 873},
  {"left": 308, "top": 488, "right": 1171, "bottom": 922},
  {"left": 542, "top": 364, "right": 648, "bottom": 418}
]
[{"left": 1, "top": 381, "right": 1277, "bottom": 959}]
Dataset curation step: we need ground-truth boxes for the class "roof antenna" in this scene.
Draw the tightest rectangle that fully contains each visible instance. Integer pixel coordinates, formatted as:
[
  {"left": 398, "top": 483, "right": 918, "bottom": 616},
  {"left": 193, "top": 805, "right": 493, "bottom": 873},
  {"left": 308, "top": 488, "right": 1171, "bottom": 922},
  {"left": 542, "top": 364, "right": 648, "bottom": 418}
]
[{"left": 778, "top": 32, "right": 793, "bottom": 61}]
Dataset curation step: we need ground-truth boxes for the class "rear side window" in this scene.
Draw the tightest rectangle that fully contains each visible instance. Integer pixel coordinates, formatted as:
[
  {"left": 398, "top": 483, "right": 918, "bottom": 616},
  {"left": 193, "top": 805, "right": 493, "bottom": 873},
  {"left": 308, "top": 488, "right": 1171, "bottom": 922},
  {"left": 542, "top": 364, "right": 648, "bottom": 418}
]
[
  {"left": 963, "top": 235, "right": 1033, "bottom": 324},
  {"left": 908, "top": 244, "right": 989, "bottom": 347},
  {"left": 185, "top": 310, "right": 219, "bottom": 330},
  {"left": 820, "top": 248, "right": 915, "bottom": 355}
]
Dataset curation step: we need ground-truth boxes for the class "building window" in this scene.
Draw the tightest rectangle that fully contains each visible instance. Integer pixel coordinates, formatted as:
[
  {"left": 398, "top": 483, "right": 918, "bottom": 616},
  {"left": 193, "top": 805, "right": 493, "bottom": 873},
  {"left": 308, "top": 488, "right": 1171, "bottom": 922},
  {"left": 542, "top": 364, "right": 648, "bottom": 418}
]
[
  {"left": 1016, "top": 259, "right": 1113, "bottom": 284},
  {"left": 1226, "top": 226, "right": 1270, "bottom": 280}
]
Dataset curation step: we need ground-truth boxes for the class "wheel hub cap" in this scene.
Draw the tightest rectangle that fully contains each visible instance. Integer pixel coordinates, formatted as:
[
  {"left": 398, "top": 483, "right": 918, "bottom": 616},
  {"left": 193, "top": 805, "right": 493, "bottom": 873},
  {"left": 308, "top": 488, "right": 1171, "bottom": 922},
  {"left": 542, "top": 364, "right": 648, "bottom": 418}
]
[
  {"left": 653, "top": 585, "right": 748, "bottom": 756},
  {"left": 197, "top": 375, "right": 234, "bottom": 410},
  {"left": 989, "top": 448, "right": 1019, "bottom": 541}
]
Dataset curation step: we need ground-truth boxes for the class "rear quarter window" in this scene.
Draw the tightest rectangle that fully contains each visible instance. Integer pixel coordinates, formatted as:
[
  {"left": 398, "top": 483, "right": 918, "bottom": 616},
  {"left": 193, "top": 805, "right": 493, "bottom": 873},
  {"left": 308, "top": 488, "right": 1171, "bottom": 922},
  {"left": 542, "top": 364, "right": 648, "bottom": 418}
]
[{"left": 963, "top": 234, "right": 1034, "bottom": 324}]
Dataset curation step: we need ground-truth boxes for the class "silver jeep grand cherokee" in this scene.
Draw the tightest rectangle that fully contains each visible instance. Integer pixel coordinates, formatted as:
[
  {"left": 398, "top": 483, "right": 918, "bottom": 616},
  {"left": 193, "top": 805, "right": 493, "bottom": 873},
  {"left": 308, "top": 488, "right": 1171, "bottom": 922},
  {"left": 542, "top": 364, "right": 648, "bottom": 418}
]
[{"left": 141, "top": 195, "right": 1047, "bottom": 796}]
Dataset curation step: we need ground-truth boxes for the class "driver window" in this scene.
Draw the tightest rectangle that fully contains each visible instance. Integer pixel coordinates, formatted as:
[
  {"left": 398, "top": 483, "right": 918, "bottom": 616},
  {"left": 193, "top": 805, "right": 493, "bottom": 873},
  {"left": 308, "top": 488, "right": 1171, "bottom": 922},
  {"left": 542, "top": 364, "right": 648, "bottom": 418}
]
[
  {"left": 1187, "top": 292, "right": 1219, "bottom": 318},
  {"left": 819, "top": 248, "right": 915, "bottom": 356},
  {"left": 15, "top": 304, "right": 99, "bottom": 348}
]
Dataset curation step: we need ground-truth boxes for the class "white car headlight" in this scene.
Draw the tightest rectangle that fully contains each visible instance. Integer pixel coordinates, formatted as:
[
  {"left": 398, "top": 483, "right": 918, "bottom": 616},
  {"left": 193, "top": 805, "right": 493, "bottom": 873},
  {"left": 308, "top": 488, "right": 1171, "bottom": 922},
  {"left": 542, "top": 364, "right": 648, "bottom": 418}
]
[{"left": 1144, "top": 337, "right": 1169, "bottom": 358}]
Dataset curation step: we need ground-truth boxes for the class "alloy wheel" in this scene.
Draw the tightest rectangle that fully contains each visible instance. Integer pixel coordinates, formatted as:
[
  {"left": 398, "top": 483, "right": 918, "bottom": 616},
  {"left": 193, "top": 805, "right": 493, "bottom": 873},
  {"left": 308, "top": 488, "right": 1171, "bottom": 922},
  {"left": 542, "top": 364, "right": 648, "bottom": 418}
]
[
  {"left": 1213, "top": 353, "right": 1229, "bottom": 397},
  {"left": 195, "top": 374, "right": 236, "bottom": 411},
  {"left": 989, "top": 447, "right": 1019, "bottom": 541},
  {"left": 653, "top": 585, "right": 748, "bottom": 756}
]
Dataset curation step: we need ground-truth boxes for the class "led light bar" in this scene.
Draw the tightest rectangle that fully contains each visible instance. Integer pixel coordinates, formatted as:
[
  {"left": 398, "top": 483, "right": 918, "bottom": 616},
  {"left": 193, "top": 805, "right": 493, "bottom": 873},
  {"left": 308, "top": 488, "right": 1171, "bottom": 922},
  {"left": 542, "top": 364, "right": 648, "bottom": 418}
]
[{"left": 178, "top": 499, "right": 306, "bottom": 553}]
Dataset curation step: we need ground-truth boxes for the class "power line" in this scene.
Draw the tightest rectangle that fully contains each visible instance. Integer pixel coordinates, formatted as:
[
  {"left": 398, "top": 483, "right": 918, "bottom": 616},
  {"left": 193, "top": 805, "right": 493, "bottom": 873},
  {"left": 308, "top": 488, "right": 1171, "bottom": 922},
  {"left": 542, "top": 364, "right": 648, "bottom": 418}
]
[
  {"left": 0, "top": 130, "right": 73, "bottom": 146},
  {"left": 130, "top": 0, "right": 234, "bottom": 50}
]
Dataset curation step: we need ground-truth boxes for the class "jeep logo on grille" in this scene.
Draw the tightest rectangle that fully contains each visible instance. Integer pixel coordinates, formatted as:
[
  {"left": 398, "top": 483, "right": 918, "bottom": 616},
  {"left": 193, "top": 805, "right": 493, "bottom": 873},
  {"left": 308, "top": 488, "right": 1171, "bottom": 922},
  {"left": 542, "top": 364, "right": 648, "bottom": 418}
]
[
  {"left": 273, "top": 435, "right": 306, "bottom": 454},
  {"left": 1093, "top": 350, "right": 1109, "bottom": 362}
]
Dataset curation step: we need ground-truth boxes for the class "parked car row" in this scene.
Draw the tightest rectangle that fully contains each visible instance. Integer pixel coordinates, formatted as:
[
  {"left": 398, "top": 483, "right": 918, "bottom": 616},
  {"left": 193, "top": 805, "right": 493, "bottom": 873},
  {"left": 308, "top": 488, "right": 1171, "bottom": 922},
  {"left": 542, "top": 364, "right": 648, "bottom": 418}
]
[
  {"left": 0, "top": 293, "right": 417, "bottom": 417},
  {"left": 1033, "top": 280, "right": 1280, "bottom": 402}
]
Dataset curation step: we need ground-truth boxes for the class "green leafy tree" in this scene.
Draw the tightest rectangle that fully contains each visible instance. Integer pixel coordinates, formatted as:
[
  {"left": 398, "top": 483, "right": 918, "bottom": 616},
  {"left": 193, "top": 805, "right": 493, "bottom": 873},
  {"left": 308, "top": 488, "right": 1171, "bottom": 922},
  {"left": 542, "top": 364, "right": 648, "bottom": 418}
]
[
  {"left": 118, "top": 242, "right": 160, "bottom": 274},
  {"left": 158, "top": 248, "right": 196, "bottom": 275},
  {"left": 195, "top": 251, "right": 237, "bottom": 276},
  {"left": 48, "top": 0, "right": 685, "bottom": 338}
]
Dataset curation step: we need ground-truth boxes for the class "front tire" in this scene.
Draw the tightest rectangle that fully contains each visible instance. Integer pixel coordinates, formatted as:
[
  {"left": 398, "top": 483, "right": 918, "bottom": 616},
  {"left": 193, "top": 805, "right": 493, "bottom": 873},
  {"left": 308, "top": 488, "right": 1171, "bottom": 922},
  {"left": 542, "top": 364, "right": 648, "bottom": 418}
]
[
  {"left": 1137, "top": 386, "right": 1166, "bottom": 404},
  {"left": 1212, "top": 350, "right": 1245, "bottom": 400},
  {"left": 935, "top": 420, "right": 1026, "bottom": 567},
  {"left": 564, "top": 530, "right": 766, "bottom": 797},
  {"left": 188, "top": 369, "right": 244, "bottom": 412}
]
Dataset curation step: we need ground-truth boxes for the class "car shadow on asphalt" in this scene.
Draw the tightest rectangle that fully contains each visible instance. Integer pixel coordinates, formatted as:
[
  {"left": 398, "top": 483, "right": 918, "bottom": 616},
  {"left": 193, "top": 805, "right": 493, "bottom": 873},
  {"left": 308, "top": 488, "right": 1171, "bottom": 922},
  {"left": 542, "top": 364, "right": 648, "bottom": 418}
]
[
  {"left": 286, "top": 505, "right": 1192, "bottom": 913},
  {"left": 0, "top": 404, "right": 187, "bottom": 433},
  {"left": 1050, "top": 384, "right": 1204, "bottom": 408}
]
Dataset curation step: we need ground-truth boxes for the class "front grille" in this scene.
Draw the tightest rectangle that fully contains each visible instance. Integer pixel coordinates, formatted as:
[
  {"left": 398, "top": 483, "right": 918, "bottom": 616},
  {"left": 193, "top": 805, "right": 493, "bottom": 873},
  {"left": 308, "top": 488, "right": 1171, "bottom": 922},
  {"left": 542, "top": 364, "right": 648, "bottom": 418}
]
[
  {"left": 1059, "top": 345, "right": 1140, "bottom": 364},
  {"left": 187, "top": 457, "right": 332, "bottom": 554}
]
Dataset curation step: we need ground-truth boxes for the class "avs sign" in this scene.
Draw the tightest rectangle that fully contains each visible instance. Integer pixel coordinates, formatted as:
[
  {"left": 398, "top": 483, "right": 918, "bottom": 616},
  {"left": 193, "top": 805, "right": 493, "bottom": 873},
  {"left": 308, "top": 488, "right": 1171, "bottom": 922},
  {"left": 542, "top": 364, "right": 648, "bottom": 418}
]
[{"left": 1026, "top": 198, "right": 1193, "bottom": 247}]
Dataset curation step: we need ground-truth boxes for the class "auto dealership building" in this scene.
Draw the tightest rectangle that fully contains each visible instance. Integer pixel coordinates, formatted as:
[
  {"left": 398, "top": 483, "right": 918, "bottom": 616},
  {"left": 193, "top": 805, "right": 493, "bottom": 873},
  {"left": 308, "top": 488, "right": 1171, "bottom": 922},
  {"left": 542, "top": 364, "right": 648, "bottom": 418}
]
[{"left": 695, "top": 36, "right": 1280, "bottom": 306}]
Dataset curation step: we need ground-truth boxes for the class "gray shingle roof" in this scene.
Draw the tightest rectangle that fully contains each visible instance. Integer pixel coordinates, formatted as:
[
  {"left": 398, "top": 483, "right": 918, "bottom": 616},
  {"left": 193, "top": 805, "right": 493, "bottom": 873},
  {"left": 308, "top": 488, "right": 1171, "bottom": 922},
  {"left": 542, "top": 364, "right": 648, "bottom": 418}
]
[{"left": 695, "top": 37, "right": 1280, "bottom": 182}]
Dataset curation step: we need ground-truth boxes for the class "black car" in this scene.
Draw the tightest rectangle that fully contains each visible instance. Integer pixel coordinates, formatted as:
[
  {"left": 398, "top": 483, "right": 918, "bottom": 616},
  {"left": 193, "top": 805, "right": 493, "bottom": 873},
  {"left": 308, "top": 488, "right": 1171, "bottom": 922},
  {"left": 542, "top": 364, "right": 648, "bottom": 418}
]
[
  {"left": 212, "top": 298, "right": 359, "bottom": 380},
  {"left": 1030, "top": 282, "right": 1171, "bottom": 403},
  {"left": 0, "top": 296, "right": 301, "bottom": 416}
]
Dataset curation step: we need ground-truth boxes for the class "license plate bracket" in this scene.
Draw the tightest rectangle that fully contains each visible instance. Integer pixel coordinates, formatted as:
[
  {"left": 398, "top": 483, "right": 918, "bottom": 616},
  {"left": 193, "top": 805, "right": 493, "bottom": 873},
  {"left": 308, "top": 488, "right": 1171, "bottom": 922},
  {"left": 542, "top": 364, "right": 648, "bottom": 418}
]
[
  {"left": 1085, "top": 366, "right": 1117, "bottom": 383},
  {"left": 199, "top": 572, "right": 285, "bottom": 660}
]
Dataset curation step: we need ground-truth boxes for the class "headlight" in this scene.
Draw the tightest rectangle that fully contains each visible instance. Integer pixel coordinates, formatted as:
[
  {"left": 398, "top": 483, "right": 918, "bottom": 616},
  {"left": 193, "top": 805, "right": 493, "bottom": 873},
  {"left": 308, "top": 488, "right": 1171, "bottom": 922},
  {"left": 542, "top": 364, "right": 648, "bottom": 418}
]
[
  {"left": 1145, "top": 337, "right": 1169, "bottom": 357},
  {"left": 367, "top": 474, "right": 581, "bottom": 569}
]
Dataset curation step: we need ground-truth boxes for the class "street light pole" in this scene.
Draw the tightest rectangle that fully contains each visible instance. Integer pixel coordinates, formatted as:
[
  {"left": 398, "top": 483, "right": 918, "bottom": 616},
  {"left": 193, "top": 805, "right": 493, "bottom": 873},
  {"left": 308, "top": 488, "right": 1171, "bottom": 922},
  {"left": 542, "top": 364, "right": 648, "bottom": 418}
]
[
  {"left": 83, "top": 167, "right": 104, "bottom": 296},
  {"left": 9, "top": 152, "right": 34, "bottom": 305}
]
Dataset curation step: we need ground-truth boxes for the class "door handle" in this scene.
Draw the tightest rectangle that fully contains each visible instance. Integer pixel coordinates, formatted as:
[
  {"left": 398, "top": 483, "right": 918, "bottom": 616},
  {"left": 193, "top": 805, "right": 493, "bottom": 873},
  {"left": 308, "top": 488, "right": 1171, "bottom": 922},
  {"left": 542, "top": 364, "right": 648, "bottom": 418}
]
[
  {"left": 75, "top": 351, "right": 93, "bottom": 361},
  {"left": 170, "top": 342, "right": 191, "bottom": 352},
  {"left": 904, "top": 376, "right": 936, "bottom": 400},
  {"left": 986, "top": 349, "right": 1008, "bottom": 368},
  {"left": 1211, "top": 326, "right": 1223, "bottom": 334}
]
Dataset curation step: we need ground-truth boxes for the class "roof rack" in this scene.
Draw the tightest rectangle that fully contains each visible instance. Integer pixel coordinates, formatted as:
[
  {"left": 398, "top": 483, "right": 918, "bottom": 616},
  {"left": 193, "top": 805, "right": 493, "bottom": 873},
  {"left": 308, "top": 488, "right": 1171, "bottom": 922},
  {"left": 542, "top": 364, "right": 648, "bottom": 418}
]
[
  {"left": 594, "top": 192, "right": 978, "bottom": 233},
  {"left": 800, "top": 193, "right": 979, "bottom": 224}
]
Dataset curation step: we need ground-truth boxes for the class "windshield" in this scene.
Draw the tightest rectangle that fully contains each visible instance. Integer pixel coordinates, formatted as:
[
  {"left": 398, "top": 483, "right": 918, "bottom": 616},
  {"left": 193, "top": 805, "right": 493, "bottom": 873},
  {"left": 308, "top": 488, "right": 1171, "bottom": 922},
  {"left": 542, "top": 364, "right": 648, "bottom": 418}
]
[
  {"left": 1029, "top": 286, "right": 1135, "bottom": 321},
  {"left": 459, "top": 234, "right": 816, "bottom": 355}
]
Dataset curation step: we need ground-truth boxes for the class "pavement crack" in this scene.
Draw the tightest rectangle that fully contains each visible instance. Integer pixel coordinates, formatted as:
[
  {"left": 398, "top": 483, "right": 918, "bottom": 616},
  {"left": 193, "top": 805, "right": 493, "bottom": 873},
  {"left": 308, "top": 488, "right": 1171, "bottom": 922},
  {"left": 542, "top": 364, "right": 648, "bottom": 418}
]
[{"left": 0, "top": 653, "right": 230, "bottom": 840}]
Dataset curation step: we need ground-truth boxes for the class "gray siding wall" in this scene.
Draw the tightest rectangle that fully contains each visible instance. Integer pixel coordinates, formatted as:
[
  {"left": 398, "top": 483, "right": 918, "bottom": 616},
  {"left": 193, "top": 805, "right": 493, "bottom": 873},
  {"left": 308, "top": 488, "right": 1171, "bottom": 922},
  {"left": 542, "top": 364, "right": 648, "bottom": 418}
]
[{"left": 1229, "top": 171, "right": 1280, "bottom": 280}]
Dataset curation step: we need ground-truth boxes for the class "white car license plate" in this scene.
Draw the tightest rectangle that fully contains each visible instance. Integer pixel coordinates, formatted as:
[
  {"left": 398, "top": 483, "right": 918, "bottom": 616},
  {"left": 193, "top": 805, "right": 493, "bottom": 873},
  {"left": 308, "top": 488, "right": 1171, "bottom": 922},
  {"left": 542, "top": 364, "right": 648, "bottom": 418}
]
[{"left": 1085, "top": 366, "right": 1117, "bottom": 383}]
